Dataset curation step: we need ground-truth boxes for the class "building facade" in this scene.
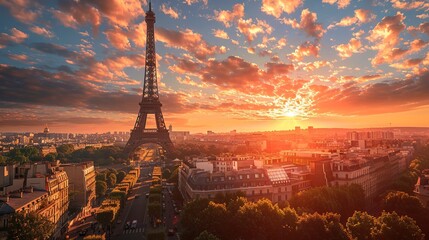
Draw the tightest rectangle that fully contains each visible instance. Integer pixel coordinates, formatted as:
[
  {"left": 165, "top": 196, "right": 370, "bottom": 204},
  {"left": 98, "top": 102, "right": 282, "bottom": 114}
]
[{"left": 61, "top": 162, "right": 96, "bottom": 218}]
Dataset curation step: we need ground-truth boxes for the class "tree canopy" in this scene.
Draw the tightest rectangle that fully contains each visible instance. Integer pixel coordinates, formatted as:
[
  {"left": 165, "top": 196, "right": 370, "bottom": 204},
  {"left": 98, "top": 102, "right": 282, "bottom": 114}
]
[{"left": 8, "top": 211, "right": 55, "bottom": 240}]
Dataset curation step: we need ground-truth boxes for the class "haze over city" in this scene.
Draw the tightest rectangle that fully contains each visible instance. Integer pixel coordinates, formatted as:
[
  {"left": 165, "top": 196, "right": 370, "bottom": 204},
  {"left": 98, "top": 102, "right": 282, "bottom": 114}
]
[{"left": 1, "top": 0, "right": 428, "bottom": 133}]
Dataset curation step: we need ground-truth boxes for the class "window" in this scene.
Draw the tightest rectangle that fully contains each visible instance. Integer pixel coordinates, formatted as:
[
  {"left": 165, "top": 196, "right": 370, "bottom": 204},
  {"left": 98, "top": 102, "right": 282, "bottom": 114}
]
[{"left": 247, "top": 175, "right": 250, "bottom": 179}]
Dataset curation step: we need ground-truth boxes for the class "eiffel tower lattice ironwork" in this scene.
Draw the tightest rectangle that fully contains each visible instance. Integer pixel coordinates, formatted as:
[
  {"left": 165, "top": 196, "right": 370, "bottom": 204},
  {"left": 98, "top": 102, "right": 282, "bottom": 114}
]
[{"left": 124, "top": 1, "right": 173, "bottom": 157}]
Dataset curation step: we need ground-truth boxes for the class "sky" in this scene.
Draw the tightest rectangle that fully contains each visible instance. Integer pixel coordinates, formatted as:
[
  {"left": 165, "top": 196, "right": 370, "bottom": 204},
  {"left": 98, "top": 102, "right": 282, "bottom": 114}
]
[{"left": 0, "top": 0, "right": 428, "bottom": 134}]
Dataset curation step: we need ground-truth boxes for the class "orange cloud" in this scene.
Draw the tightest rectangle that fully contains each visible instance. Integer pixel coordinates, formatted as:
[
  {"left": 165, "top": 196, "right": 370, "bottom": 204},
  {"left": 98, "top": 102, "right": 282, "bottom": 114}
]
[
  {"left": 30, "top": 26, "right": 54, "bottom": 38},
  {"left": 157, "top": 28, "right": 222, "bottom": 60},
  {"left": 368, "top": 12, "right": 406, "bottom": 65},
  {"left": 329, "top": 9, "right": 375, "bottom": 29},
  {"left": 290, "top": 41, "right": 320, "bottom": 61},
  {"left": 105, "top": 28, "right": 131, "bottom": 50},
  {"left": 0, "top": 0, "right": 39, "bottom": 24},
  {"left": 0, "top": 28, "right": 28, "bottom": 48},
  {"left": 283, "top": 9, "right": 325, "bottom": 40},
  {"left": 261, "top": 0, "right": 303, "bottom": 18},
  {"left": 390, "top": 0, "right": 428, "bottom": 10},
  {"left": 7, "top": 53, "right": 28, "bottom": 62},
  {"left": 160, "top": 4, "right": 179, "bottom": 19},
  {"left": 214, "top": 3, "right": 244, "bottom": 28},
  {"left": 335, "top": 38, "right": 362, "bottom": 58},
  {"left": 212, "top": 29, "right": 229, "bottom": 39},
  {"left": 237, "top": 18, "right": 272, "bottom": 42},
  {"left": 322, "top": 0, "right": 351, "bottom": 9}
]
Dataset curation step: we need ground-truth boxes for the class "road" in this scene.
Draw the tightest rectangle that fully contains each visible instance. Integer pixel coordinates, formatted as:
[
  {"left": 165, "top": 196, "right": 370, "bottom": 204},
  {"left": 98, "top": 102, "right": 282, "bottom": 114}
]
[
  {"left": 112, "top": 166, "right": 152, "bottom": 240},
  {"left": 68, "top": 146, "right": 179, "bottom": 240}
]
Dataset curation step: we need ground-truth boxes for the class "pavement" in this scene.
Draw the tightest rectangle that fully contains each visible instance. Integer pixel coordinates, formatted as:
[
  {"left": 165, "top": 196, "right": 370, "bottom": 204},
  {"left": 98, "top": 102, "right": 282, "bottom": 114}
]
[{"left": 66, "top": 146, "right": 181, "bottom": 240}]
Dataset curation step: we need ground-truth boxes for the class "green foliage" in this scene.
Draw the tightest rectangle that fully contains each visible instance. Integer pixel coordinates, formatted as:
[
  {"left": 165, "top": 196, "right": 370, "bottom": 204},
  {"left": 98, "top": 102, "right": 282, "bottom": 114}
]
[
  {"left": 180, "top": 197, "right": 301, "bottom": 240},
  {"left": 96, "top": 172, "right": 107, "bottom": 181},
  {"left": 372, "top": 211, "right": 424, "bottom": 240},
  {"left": 194, "top": 231, "right": 220, "bottom": 240},
  {"left": 6, "top": 146, "right": 42, "bottom": 163},
  {"left": 346, "top": 211, "right": 376, "bottom": 240},
  {"left": 0, "top": 155, "right": 8, "bottom": 165},
  {"left": 95, "top": 209, "right": 115, "bottom": 226},
  {"left": 8, "top": 211, "right": 55, "bottom": 240},
  {"left": 162, "top": 169, "right": 171, "bottom": 179},
  {"left": 296, "top": 212, "right": 350, "bottom": 240},
  {"left": 116, "top": 171, "right": 126, "bottom": 183},
  {"left": 44, "top": 152, "right": 57, "bottom": 162},
  {"left": 382, "top": 191, "right": 424, "bottom": 214},
  {"left": 56, "top": 144, "right": 74, "bottom": 158},
  {"left": 289, "top": 184, "right": 365, "bottom": 220},
  {"left": 109, "top": 190, "right": 126, "bottom": 203},
  {"left": 381, "top": 191, "right": 429, "bottom": 237},
  {"left": 96, "top": 181, "right": 107, "bottom": 197},
  {"left": 57, "top": 145, "right": 125, "bottom": 166},
  {"left": 107, "top": 172, "right": 117, "bottom": 188}
]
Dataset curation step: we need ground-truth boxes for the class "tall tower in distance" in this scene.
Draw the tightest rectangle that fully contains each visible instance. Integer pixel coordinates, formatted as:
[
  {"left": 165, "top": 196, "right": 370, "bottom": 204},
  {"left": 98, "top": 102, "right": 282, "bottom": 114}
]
[{"left": 124, "top": 1, "right": 174, "bottom": 157}]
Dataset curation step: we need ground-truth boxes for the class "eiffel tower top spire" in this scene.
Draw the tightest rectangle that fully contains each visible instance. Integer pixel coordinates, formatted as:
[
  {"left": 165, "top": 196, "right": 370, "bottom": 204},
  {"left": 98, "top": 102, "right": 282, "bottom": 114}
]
[{"left": 143, "top": 0, "right": 158, "bottom": 101}]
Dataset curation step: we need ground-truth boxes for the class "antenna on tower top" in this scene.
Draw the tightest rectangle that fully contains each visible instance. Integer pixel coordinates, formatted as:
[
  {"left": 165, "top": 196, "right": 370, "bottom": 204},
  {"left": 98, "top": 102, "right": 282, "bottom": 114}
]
[{"left": 149, "top": 0, "right": 152, "bottom": 11}]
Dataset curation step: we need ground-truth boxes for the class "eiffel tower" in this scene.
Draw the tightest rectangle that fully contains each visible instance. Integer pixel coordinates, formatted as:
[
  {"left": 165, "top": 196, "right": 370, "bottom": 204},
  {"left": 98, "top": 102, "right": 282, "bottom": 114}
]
[{"left": 124, "top": 1, "right": 173, "bottom": 157}]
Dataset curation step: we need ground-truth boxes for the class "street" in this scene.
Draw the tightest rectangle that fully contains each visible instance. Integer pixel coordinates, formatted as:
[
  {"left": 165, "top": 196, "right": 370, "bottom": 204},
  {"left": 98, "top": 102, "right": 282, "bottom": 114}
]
[{"left": 66, "top": 146, "right": 179, "bottom": 240}]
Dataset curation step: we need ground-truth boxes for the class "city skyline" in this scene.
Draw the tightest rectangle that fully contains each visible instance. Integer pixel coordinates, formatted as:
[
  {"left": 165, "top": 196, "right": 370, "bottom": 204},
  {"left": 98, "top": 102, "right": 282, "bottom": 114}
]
[{"left": 1, "top": 0, "right": 429, "bottom": 134}]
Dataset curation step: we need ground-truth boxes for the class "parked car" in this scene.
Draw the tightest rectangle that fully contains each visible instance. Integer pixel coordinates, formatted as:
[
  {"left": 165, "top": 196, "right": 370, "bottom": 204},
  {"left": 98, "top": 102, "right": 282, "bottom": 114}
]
[
  {"left": 131, "top": 220, "right": 137, "bottom": 229},
  {"left": 167, "top": 228, "right": 175, "bottom": 236}
]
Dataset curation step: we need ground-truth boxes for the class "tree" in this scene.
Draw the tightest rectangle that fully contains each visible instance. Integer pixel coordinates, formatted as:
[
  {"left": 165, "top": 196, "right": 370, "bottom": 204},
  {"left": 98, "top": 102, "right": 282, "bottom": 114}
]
[
  {"left": 44, "top": 153, "right": 57, "bottom": 162},
  {"left": 382, "top": 191, "right": 424, "bottom": 215},
  {"left": 96, "top": 181, "right": 107, "bottom": 197},
  {"left": 8, "top": 211, "right": 55, "bottom": 240},
  {"left": 95, "top": 208, "right": 115, "bottom": 227},
  {"left": 290, "top": 184, "right": 365, "bottom": 220},
  {"left": 106, "top": 173, "right": 117, "bottom": 188},
  {"left": 195, "top": 231, "right": 220, "bottom": 240},
  {"left": 372, "top": 211, "right": 424, "bottom": 240},
  {"left": 96, "top": 172, "right": 107, "bottom": 182},
  {"left": 116, "top": 171, "right": 126, "bottom": 183},
  {"left": 296, "top": 212, "right": 350, "bottom": 240},
  {"left": 346, "top": 211, "right": 376, "bottom": 240}
]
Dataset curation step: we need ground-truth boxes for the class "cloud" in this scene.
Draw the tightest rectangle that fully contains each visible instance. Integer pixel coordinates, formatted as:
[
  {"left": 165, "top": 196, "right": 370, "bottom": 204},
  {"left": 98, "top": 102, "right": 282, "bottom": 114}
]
[
  {"left": 0, "top": 28, "right": 28, "bottom": 49},
  {"left": 104, "top": 28, "right": 131, "bottom": 50},
  {"left": 212, "top": 29, "right": 229, "bottom": 39},
  {"left": 419, "top": 22, "right": 429, "bottom": 36},
  {"left": 30, "top": 26, "right": 55, "bottom": 38},
  {"left": 367, "top": 12, "right": 406, "bottom": 65},
  {"left": 390, "top": 0, "right": 428, "bottom": 10},
  {"left": 322, "top": 0, "right": 351, "bottom": 9},
  {"left": 261, "top": 0, "right": 303, "bottom": 18},
  {"left": 313, "top": 70, "right": 429, "bottom": 115},
  {"left": 0, "top": 65, "right": 197, "bottom": 115},
  {"left": 335, "top": 38, "right": 362, "bottom": 58},
  {"left": 283, "top": 9, "right": 325, "bottom": 40},
  {"left": 30, "top": 42, "right": 76, "bottom": 58},
  {"left": 0, "top": 0, "right": 39, "bottom": 24},
  {"left": 160, "top": 4, "right": 179, "bottom": 19},
  {"left": 54, "top": 0, "right": 145, "bottom": 33},
  {"left": 156, "top": 27, "right": 222, "bottom": 60},
  {"left": 7, "top": 54, "right": 28, "bottom": 62},
  {"left": 289, "top": 41, "right": 320, "bottom": 61},
  {"left": 237, "top": 18, "right": 272, "bottom": 42},
  {"left": 328, "top": 9, "right": 375, "bottom": 29},
  {"left": 214, "top": 3, "right": 245, "bottom": 27},
  {"left": 184, "top": 0, "right": 208, "bottom": 5}
]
